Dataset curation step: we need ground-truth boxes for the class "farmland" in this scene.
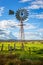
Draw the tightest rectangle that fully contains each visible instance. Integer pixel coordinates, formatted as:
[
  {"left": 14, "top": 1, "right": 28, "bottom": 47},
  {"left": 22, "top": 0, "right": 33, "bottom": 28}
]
[{"left": 0, "top": 41, "right": 43, "bottom": 65}]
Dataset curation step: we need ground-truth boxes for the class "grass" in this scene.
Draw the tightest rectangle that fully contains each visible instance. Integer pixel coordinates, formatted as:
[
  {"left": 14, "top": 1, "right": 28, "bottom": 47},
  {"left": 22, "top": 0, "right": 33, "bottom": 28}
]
[
  {"left": 0, "top": 41, "right": 43, "bottom": 59},
  {"left": 0, "top": 41, "right": 43, "bottom": 65}
]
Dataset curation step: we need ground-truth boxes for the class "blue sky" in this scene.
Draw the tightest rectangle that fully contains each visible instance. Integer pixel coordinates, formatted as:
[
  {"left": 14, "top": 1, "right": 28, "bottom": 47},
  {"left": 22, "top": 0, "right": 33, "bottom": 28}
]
[{"left": 0, "top": 0, "right": 43, "bottom": 40}]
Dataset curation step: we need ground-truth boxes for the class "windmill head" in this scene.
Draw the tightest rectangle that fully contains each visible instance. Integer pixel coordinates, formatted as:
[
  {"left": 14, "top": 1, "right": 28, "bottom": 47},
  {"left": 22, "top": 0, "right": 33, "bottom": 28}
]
[{"left": 16, "top": 8, "right": 28, "bottom": 21}]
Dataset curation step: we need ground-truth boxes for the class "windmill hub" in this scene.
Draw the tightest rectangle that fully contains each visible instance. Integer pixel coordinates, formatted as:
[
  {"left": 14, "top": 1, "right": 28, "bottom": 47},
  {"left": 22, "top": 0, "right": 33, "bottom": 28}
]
[{"left": 20, "top": 12, "right": 24, "bottom": 17}]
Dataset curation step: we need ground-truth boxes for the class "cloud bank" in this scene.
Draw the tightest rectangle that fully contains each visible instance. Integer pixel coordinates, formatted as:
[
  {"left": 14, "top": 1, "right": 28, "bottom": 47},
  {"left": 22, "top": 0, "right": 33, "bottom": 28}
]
[{"left": 0, "top": 19, "right": 42, "bottom": 40}]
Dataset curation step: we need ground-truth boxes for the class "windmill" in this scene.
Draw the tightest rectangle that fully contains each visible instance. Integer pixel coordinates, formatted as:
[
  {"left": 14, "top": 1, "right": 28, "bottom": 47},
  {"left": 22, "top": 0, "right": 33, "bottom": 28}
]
[
  {"left": 9, "top": 8, "right": 28, "bottom": 49},
  {"left": 16, "top": 8, "right": 28, "bottom": 49},
  {"left": 16, "top": 8, "right": 28, "bottom": 40}
]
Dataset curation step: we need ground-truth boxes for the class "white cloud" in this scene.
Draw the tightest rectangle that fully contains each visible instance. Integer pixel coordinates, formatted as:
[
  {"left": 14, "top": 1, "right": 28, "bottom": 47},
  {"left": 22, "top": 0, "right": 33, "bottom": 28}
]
[
  {"left": 0, "top": 20, "right": 19, "bottom": 29},
  {"left": 0, "top": 19, "right": 36, "bottom": 40},
  {"left": 38, "top": 28, "right": 43, "bottom": 32},
  {"left": 36, "top": 14, "right": 43, "bottom": 19},
  {"left": 0, "top": 29, "right": 10, "bottom": 35},
  {"left": 0, "top": 7, "right": 4, "bottom": 16},
  {"left": 0, "top": 34, "right": 10, "bottom": 40},
  {"left": 28, "top": 5, "right": 43, "bottom": 9},
  {"left": 0, "top": 20, "right": 19, "bottom": 40},
  {"left": 17, "top": 22, "right": 36, "bottom": 30},
  {"left": 26, "top": 0, "right": 43, "bottom": 9},
  {"left": 13, "top": 32, "right": 20, "bottom": 40},
  {"left": 32, "top": 0, "right": 43, "bottom": 5},
  {"left": 25, "top": 29, "right": 43, "bottom": 40},
  {"left": 30, "top": 13, "right": 43, "bottom": 19},
  {"left": 12, "top": 27, "right": 43, "bottom": 40},
  {"left": 24, "top": 22, "right": 36, "bottom": 29},
  {"left": 19, "top": 0, "right": 30, "bottom": 2},
  {"left": 37, "top": 28, "right": 43, "bottom": 39},
  {"left": 13, "top": 31, "right": 43, "bottom": 40}
]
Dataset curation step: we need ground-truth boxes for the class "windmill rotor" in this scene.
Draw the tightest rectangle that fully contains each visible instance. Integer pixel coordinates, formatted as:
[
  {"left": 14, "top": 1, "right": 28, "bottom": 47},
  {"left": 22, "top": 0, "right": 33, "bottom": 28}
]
[{"left": 16, "top": 8, "right": 28, "bottom": 21}]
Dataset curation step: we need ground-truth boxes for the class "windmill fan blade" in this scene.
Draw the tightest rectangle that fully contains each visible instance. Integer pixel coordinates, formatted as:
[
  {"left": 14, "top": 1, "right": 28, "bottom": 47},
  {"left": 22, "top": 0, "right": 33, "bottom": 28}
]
[{"left": 9, "top": 10, "right": 14, "bottom": 15}]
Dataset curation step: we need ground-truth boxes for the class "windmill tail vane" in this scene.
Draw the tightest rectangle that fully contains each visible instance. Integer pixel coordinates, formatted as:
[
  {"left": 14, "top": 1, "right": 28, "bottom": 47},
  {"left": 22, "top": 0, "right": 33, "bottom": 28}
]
[{"left": 9, "top": 10, "right": 14, "bottom": 15}]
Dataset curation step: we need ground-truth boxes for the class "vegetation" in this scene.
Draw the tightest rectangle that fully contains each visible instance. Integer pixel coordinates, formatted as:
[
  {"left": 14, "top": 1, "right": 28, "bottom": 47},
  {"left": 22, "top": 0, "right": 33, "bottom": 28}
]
[{"left": 0, "top": 41, "right": 43, "bottom": 65}]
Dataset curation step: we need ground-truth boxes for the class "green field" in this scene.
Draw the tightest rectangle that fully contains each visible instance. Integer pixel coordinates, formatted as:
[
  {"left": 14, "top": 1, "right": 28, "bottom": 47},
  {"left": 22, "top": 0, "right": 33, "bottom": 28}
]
[
  {"left": 0, "top": 41, "right": 43, "bottom": 60},
  {"left": 0, "top": 41, "right": 43, "bottom": 65}
]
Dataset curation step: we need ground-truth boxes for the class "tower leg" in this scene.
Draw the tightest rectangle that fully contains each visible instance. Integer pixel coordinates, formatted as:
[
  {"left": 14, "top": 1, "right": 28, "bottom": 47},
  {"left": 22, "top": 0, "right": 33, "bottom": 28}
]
[{"left": 20, "top": 20, "right": 24, "bottom": 50}]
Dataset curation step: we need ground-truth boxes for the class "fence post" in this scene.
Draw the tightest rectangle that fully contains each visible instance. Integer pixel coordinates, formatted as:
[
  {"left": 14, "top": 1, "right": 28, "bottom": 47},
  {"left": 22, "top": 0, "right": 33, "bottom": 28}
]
[
  {"left": 1, "top": 44, "right": 4, "bottom": 51},
  {"left": 14, "top": 43, "right": 16, "bottom": 51},
  {"left": 8, "top": 44, "right": 13, "bottom": 54},
  {"left": 21, "top": 42, "right": 24, "bottom": 50},
  {"left": 29, "top": 47, "right": 31, "bottom": 56}
]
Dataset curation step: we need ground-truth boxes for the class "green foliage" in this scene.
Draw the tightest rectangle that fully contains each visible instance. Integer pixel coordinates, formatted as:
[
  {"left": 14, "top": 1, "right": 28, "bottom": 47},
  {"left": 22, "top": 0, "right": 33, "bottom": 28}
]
[{"left": 0, "top": 41, "right": 43, "bottom": 60}]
